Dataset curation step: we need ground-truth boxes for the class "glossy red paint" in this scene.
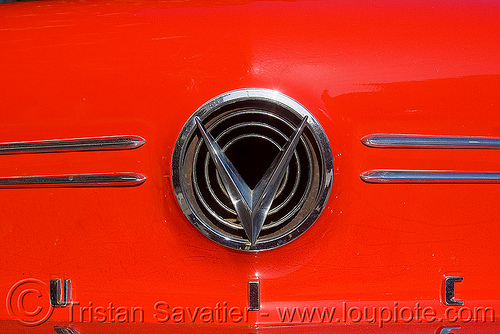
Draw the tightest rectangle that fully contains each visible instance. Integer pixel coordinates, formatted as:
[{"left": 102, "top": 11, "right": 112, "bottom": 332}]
[
  {"left": 0, "top": 0, "right": 499, "bottom": 331},
  {"left": 0, "top": 321, "right": 499, "bottom": 334},
  {"left": 2, "top": 320, "right": 500, "bottom": 334}
]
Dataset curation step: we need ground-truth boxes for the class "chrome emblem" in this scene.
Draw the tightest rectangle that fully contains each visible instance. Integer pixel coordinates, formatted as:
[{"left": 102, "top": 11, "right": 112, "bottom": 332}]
[{"left": 171, "top": 89, "right": 333, "bottom": 251}]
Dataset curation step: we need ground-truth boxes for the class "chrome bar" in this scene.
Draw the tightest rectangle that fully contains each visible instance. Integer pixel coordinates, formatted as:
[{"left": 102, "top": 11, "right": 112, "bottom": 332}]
[
  {"left": 0, "top": 173, "right": 146, "bottom": 188},
  {"left": 362, "top": 134, "right": 500, "bottom": 149},
  {"left": 0, "top": 135, "right": 145, "bottom": 154},
  {"left": 361, "top": 170, "right": 500, "bottom": 183}
]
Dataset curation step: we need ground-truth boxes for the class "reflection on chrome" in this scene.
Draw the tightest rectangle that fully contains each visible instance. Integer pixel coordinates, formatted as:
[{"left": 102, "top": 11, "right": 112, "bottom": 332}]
[
  {"left": 361, "top": 170, "right": 500, "bottom": 183},
  {"left": 195, "top": 115, "right": 308, "bottom": 246},
  {"left": 171, "top": 88, "right": 334, "bottom": 251},
  {"left": 54, "top": 327, "right": 80, "bottom": 334},
  {"left": 0, "top": 173, "right": 146, "bottom": 188},
  {"left": 362, "top": 134, "right": 500, "bottom": 149},
  {"left": 50, "top": 279, "right": 71, "bottom": 308},
  {"left": 442, "top": 276, "right": 464, "bottom": 306},
  {"left": 0, "top": 135, "right": 145, "bottom": 154}
]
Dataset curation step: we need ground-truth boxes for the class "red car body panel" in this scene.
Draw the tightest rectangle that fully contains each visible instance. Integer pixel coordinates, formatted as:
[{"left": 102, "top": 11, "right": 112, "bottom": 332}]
[{"left": 0, "top": 0, "right": 499, "bottom": 331}]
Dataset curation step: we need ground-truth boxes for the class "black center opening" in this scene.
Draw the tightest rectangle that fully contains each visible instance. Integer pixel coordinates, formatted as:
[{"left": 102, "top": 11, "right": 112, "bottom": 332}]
[{"left": 225, "top": 137, "right": 280, "bottom": 189}]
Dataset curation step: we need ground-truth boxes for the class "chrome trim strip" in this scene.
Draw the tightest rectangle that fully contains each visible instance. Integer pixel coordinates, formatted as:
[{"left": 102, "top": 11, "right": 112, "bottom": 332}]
[
  {"left": 362, "top": 134, "right": 500, "bottom": 149},
  {"left": 361, "top": 170, "right": 500, "bottom": 184},
  {"left": 0, "top": 173, "right": 146, "bottom": 188},
  {"left": 0, "top": 135, "right": 145, "bottom": 154}
]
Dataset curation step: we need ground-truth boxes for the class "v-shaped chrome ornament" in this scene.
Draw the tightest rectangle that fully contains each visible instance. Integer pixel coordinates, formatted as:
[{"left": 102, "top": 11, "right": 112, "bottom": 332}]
[{"left": 195, "top": 116, "right": 308, "bottom": 245}]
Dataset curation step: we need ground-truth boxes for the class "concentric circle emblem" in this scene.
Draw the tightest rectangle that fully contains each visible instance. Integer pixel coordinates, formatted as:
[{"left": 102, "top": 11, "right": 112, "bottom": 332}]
[{"left": 172, "top": 89, "right": 333, "bottom": 251}]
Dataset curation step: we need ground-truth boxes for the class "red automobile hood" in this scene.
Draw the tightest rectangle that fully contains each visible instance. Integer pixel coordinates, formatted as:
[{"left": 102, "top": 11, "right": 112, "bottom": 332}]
[{"left": 0, "top": 0, "right": 499, "bottom": 332}]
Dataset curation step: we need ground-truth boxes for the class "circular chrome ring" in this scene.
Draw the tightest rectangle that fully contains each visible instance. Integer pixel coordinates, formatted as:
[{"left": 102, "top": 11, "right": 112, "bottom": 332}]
[{"left": 171, "top": 89, "right": 334, "bottom": 251}]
